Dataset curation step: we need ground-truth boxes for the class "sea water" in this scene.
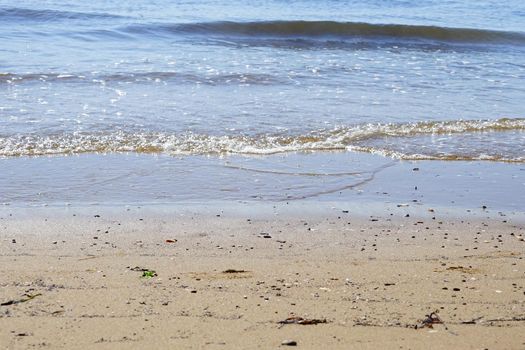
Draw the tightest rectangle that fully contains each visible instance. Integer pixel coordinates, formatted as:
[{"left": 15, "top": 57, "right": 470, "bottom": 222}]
[{"left": 1, "top": 0, "right": 524, "bottom": 207}]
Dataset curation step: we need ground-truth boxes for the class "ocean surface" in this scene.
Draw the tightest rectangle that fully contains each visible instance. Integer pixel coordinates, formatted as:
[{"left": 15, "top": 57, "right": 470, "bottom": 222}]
[{"left": 1, "top": 0, "right": 524, "bottom": 207}]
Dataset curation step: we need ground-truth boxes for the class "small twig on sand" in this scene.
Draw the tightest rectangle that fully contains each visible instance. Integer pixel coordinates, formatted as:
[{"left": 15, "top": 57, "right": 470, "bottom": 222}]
[
  {"left": 1, "top": 293, "right": 42, "bottom": 306},
  {"left": 461, "top": 316, "right": 484, "bottom": 324},
  {"left": 486, "top": 317, "right": 525, "bottom": 323}
]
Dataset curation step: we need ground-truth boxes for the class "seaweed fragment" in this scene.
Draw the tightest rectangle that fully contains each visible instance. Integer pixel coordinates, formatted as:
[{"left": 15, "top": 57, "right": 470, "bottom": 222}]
[
  {"left": 222, "top": 269, "right": 247, "bottom": 274},
  {"left": 416, "top": 311, "right": 443, "bottom": 329},
  {"left": 278, "top": 316, "right": 327, "bottom": 326},
  {"left": 127, "top": 266, "right": 157, "bottom": 278}
]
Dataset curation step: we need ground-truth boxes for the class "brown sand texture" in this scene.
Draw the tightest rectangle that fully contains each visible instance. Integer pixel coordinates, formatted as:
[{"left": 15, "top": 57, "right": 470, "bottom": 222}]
[{"left": 1, "top": 207, "right": 524, "bottom": 349}]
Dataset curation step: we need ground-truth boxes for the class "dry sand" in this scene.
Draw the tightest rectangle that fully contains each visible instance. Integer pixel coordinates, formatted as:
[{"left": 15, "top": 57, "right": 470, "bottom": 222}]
[{"left": 1, "top": 204, "right": 524, "bottom": 349}]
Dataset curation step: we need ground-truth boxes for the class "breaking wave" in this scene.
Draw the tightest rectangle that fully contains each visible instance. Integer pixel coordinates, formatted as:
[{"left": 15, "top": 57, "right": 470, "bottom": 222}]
[{"left": 1, "top": 118, "right": 524, "bottom": 162}]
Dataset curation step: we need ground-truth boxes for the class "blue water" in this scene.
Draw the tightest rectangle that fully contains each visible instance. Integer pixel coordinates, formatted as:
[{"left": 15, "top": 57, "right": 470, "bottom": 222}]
[{"left": 1, "top": 0, "right": 524, "bottom": 206}]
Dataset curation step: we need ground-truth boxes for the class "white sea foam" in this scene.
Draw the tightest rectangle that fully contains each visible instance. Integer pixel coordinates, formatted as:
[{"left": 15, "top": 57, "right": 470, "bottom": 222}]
[{"left": 1, "top": 118, "right": 523, "bottom": 162}]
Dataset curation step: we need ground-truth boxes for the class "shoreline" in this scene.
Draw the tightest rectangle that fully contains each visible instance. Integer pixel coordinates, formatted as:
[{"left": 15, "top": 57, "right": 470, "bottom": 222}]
[
  {"left": 1, "top": 203, "right": 524, "bottom": 349},
  {"left": 2, "top": 152, "right": 525, "bottom": 212}
]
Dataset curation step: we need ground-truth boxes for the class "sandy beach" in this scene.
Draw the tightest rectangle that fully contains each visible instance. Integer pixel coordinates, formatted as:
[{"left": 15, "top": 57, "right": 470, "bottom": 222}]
[
  {"left": 1, "top": 204, "right": 524, "bottom": 349},
  {"left": 2, "top": 0, "right": 525, "bottom": 348}
]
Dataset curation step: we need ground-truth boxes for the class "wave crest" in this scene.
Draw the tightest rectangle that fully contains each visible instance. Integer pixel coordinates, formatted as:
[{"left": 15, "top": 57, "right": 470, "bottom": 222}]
[
  {"left": 0, "top": 7, "right": 125, "bottom": 21},
  {"left": 124, "top": 20, "right": 525, "bottom": 46}
]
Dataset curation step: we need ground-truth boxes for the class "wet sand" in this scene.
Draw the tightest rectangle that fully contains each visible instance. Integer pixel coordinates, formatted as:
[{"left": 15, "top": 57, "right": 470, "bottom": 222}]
[{"left": 1, "top": 205, "right": 524, "bottom": 349}]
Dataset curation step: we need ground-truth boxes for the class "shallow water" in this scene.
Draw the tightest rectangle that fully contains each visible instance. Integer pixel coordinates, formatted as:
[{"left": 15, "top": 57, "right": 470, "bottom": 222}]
[
  {"left": 1, "top": 153, "right": 524, "bottom": 212},
  {"left": 1, "top": 0, "right": 524, "bottom": 206}
]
